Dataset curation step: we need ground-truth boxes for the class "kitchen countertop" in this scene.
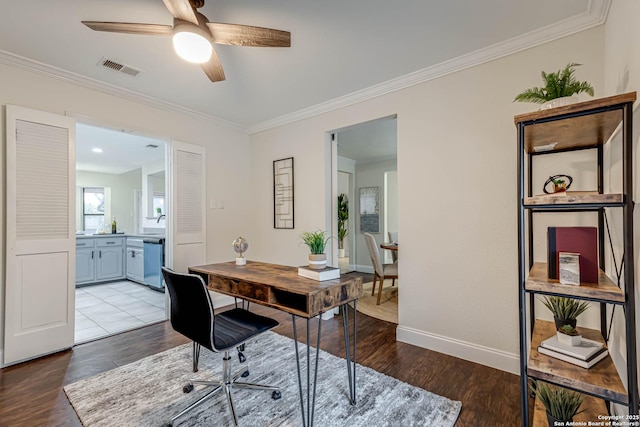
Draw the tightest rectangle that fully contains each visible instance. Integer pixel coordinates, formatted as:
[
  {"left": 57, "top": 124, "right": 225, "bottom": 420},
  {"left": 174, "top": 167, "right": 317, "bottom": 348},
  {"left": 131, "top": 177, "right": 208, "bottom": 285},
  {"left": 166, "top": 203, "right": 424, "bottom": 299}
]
[{"left": 76, "top": 233, "right": 165, "bottom": 239}]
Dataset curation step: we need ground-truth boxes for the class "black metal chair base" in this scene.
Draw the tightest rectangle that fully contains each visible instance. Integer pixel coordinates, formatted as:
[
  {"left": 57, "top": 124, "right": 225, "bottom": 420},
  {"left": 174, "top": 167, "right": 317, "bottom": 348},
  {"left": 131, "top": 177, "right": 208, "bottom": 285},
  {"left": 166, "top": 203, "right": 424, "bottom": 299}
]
[{"left": 166, "top": 350, "right": 280, "bottom": 427}]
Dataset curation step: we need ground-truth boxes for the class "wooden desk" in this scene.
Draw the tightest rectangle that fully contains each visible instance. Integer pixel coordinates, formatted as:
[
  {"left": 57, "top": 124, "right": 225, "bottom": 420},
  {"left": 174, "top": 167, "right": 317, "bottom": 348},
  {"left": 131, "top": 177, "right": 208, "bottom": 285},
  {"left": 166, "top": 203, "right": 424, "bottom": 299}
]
[
  {"left": 188, "top": 261, "right": 363, "bottom": 427},
  {"left": 189, "top": 261, "right": 363, "bottom": 318}
]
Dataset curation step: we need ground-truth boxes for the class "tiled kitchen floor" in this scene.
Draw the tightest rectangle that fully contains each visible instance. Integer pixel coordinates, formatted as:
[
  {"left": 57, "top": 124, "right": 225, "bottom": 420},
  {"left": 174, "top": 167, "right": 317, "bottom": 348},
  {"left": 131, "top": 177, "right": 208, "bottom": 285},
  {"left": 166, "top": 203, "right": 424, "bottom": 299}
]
[{"left": 75, "top": 281, "right": 167, "bottom": 344}]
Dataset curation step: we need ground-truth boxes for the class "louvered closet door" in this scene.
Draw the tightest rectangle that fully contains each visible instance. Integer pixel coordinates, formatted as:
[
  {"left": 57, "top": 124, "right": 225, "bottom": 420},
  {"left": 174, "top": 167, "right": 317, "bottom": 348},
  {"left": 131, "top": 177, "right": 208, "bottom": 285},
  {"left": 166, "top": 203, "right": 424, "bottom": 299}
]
[
  {"left": 4, "top": 105, "right": 75, "bottom": 365},
  {"left": 169, "top": 141, "right": 206, "bottom": 273}
]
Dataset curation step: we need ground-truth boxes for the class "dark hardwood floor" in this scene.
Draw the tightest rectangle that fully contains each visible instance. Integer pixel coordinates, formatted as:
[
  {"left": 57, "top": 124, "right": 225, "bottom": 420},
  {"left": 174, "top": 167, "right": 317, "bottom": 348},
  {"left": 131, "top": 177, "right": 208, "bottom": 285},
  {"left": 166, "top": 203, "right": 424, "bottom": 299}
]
[{"left": 0, "top": 276, "right": 520, "bottom": 426}]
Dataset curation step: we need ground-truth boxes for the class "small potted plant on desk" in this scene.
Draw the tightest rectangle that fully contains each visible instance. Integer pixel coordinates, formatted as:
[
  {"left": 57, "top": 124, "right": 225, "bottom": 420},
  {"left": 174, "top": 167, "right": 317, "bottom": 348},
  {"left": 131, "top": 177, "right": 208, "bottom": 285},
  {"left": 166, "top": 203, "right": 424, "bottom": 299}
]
[
  {"left": 557, "top": 324, "right": 582, "bottom": 346},
  {"left": 533, "top": 381, "right": 584, "bottom": 426},
  {"left": 301, "top": 230, "right": 331, "bottom": 270},
  {"left": 542, "top": 296, "right": 590, "bottom": 331}
]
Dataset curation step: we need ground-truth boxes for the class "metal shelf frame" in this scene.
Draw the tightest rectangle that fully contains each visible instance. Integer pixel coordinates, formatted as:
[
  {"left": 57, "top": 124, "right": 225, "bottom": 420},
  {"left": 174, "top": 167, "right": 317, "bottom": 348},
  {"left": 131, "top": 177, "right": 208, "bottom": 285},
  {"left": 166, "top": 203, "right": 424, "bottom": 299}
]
[{"left": 516, "top": 97, "right": 638, "bottom": 425}]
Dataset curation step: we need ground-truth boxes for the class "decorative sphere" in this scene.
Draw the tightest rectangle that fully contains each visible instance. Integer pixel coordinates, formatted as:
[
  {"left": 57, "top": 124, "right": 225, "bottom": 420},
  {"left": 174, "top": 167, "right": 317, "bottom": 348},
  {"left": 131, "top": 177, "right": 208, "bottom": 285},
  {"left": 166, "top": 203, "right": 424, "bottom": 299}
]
[{"left": 232, "top": 236, "right": 248, "bottom": 256}]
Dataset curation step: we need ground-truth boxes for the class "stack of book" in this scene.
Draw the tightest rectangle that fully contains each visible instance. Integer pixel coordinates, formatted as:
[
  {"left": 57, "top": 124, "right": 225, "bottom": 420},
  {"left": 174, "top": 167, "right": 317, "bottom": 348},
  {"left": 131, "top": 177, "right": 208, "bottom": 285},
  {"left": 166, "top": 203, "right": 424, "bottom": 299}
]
[
  {"left": 297, "top": 266, "right": 340, "bottom": 281},
  {"left": 538, "top": 335, "right": 608, "bottom": 369}
]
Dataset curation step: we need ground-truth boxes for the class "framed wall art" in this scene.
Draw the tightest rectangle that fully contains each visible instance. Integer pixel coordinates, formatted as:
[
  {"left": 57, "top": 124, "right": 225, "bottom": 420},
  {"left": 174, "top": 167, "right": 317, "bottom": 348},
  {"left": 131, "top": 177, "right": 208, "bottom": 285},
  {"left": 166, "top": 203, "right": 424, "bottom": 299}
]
[
  {"left": 273, "top": 157, "right": 294, "bottom": 229},
  {"left": 359, "top": 186, "right": 379, "bottom": 233}
]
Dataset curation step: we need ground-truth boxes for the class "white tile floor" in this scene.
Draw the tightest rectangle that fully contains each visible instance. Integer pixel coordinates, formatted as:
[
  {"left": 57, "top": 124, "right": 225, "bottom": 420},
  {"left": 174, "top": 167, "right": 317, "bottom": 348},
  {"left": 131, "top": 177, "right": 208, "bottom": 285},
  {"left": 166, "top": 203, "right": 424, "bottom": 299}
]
[{"left": 75, "top": 281, "right": 167, "bottom": 344}]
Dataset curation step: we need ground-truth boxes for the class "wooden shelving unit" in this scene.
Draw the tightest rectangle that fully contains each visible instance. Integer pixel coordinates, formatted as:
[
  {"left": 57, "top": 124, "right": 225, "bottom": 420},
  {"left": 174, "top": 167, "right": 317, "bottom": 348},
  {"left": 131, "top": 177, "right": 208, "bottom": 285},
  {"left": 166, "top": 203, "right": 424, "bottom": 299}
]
[
  {"left": 515, "top": 92, "right": 638, "bottom": 425},
  {"left": 526, "top": 263, "right": 624, "bottom": 303}
]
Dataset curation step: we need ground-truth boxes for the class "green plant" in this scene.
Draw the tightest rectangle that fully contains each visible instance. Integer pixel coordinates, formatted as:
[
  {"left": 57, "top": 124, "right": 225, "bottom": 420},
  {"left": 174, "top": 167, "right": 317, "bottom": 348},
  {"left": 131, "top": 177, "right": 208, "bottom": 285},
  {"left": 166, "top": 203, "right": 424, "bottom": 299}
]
[
  {"left": 300, "top": 230, "right": 331, "bottom": 254},
  {"left": 558, "top": 324, "right": 580, "bottom": 336},
  {"left": 337, "top": 193, "right": 349, "bottom": 249},
  {"left": 541, "top": 296, "right": 590, "bottom": 321},
  {"left": 532, "top": 381, "right": 584, "bottom": 421},
  {"left": 553, "top": 179, "right": 565, "bottom": 185},
  {"left": 514, "top": 63, "right": 594, "bottom": 104}
]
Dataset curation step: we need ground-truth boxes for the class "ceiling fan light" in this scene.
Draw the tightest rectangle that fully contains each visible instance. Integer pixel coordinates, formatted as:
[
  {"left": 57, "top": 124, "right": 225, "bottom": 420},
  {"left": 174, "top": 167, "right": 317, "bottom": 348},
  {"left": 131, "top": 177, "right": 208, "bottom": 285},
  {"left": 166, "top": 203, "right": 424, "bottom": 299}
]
[{"left": 172, "top": 30, "right": 212, "bottom": 64}]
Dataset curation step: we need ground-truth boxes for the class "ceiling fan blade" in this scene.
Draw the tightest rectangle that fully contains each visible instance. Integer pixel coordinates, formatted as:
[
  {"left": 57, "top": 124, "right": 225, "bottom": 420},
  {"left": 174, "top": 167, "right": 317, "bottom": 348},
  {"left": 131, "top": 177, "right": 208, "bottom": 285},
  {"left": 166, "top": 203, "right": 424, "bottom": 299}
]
[
  {"left": 162, "top": 0, "right": 199, "bottom": 25},
  {"left": 82, "top": 21, "right": 173, "bottom": 36},
  {"left": 200, "top": 48, "right": 226, "bottom": 82},
  {"left": 207, "top": 22, "right": 291, "bottom": 47}
]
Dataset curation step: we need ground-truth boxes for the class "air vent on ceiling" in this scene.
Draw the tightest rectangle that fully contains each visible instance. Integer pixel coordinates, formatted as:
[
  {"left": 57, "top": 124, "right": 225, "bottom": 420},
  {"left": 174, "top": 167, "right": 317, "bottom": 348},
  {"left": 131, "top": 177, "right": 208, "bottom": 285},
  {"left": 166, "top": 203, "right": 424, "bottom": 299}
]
[{"left": 97, "top": 57, "right": 142, "bottom": 78}]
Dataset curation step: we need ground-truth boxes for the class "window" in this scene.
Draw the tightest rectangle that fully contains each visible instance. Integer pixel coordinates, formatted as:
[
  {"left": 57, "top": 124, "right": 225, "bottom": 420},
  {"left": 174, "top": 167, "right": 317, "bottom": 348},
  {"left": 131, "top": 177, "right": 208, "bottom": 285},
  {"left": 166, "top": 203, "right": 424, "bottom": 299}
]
[
  {"left": 153, "top": 192, "right": 165, "bottom": 216},
  {"left": 83, "top": 187, "right": 105, "bottom": 232}
]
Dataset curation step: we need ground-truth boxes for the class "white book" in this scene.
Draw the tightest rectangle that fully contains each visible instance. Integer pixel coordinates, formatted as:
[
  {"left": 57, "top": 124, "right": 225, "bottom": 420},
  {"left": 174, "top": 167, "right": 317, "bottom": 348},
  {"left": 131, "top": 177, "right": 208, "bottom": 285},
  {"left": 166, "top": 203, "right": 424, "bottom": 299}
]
[
  {"left": 540, "top": 335, "right": 604, "bottom": 361},
  {"left": 297, "top": 266, "right": 341, "bottom": 281},
  {"left": 538, "top": 346, "right": 608, "bottom": 369}
]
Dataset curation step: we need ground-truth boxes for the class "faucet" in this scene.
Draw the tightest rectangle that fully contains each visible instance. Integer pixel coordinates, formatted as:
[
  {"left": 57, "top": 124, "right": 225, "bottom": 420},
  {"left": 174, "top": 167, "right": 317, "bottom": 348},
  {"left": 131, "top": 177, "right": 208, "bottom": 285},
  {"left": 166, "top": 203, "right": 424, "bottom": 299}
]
[{"left": 157, "top": 214, "right": 166, "bottom": 223}]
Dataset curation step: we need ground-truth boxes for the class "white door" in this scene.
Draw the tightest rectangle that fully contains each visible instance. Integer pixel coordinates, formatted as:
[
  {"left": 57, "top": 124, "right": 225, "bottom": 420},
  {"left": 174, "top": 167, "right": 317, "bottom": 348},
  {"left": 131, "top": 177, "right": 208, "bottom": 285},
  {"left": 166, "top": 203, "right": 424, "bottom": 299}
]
[
  {"left": 4, "top": 105, "right": 76, "bottom": 365},
  {"left": 167, "top": 140, "right": 206, "bottom": 273}
]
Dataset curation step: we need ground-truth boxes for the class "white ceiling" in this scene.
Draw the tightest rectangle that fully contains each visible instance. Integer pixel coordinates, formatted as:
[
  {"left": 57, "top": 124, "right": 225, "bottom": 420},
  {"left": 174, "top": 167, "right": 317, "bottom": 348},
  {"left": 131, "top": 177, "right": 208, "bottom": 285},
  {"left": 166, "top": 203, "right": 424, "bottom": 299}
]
[
  {"left": 0, "top": 1, "right": 602, "bottom": 129},
  {"left": 337, "top": 116, "right": 396, "bottom": 164},
  {"left": 76, "top": 123, "right": 165, "bottom": 174}
]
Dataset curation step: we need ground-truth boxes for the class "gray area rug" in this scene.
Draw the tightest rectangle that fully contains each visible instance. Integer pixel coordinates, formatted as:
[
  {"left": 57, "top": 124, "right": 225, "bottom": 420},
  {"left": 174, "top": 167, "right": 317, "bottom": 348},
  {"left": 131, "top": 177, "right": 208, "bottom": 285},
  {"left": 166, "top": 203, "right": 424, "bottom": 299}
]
[{"left": 64, "top": 331, "right": 461, "bottom": 426}]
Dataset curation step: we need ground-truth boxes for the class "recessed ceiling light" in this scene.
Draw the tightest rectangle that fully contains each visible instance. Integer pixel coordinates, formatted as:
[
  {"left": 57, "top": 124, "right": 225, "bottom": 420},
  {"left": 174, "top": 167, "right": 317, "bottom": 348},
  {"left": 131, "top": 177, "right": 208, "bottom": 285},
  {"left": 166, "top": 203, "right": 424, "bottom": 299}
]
[{"left": 92, "top": 148, "right": 103, "bottom": 153}]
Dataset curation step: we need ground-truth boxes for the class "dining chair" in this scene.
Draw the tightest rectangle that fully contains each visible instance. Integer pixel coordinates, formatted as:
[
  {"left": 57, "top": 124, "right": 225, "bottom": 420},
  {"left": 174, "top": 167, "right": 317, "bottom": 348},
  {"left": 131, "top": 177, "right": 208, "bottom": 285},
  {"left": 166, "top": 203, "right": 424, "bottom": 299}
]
[
  {"left": 364, "top": 233, "right": 398, "bottom": 305},
  {"left": 161, "top": 268, "right": 282, "bottom": 427},
  {"left": 387, "top": 231, "right": 398, "bottom": 263}
]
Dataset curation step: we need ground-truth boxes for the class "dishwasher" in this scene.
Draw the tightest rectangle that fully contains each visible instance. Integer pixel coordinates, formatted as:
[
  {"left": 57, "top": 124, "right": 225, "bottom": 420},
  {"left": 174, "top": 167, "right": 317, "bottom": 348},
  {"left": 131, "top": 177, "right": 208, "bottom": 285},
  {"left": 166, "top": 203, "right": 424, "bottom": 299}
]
[{"left": 143, "top": 237, "right": 165, "bottom": 292}]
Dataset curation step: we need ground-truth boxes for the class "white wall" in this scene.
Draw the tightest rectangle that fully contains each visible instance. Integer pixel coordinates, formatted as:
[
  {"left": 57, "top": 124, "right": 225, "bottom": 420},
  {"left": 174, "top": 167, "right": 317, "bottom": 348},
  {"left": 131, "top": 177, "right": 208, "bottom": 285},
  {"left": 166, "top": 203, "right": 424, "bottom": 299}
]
[
  {"left": 249, "top": 27, "right": 605, "bottom": 373},
  {"left": 76, "top": 169, "right": 142, "bottom": 234},
  {"left": 0, "top": 62, "right": 251, "bottom": 356},
  {"left": 602, "top": 0, "right": 640, "bottom": 415}
]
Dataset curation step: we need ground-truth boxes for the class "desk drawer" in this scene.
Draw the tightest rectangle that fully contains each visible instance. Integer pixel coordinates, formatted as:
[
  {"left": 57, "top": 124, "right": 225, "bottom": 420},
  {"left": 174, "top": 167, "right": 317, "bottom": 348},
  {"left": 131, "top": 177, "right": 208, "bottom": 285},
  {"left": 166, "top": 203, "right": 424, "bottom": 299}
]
[
  {"left": 209, "top": 276, "right": 270, "bottom": 303},
  {"left": 96, "top": 238, "right": 124, "bottom": 247}
]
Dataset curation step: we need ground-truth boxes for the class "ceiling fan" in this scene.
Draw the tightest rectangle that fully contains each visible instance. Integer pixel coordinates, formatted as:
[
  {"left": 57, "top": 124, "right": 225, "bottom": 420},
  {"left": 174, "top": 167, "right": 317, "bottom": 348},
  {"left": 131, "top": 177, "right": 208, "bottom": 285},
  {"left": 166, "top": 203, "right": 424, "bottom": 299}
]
[{"left": 82, "top": 0, "right": 291, "bottom": 82}]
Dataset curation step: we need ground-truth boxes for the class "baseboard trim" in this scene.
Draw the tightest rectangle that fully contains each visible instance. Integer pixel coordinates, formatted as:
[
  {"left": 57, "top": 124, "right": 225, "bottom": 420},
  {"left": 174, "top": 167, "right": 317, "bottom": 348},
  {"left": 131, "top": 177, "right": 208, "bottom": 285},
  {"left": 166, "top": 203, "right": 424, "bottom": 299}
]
[{"left": 396, "top": 325, "right": 519, "bottom": 375}]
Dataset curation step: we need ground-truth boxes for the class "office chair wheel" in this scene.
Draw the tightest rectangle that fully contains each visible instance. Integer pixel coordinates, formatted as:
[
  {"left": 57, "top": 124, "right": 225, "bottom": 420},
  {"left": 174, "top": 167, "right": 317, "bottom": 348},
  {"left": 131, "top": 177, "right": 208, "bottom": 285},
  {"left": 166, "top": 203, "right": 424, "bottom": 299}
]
[
  {"left": 238, "top": 351, "right": 246, "bottom": 363},
  {"left": 183, "top": 383, "right": 194, "bottom": 393},
  {"left": 241, "top": 370, "right": 250, "bottom": 378},
  {"left": 161, "top": 423, "right": 172, "bottom": 427},
  {"left": 272, "top": 390, "right": 282, "bottom": 400}
]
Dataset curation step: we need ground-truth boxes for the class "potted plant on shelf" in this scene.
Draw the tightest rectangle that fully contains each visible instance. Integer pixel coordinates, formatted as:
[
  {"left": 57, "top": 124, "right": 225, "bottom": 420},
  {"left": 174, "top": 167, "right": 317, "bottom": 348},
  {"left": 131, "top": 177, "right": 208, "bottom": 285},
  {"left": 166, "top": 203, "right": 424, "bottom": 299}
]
[
  {"left": 337, "top": 193, "right": 349, "bottom": 258},
  {"left": 533, "top": 381, "right": 584, "bottom": 426},
  {"left": 300, "top": 230, "right": 331, "bottom": 270},
  {"left": 514, "top": 62, "right": 594, "bottom": 110},
  {"left": 557, "top": 324, "right": 582, "bottom": 346},
  {"left": 542, "top": 296, "right": 590, "bottom": 330}
]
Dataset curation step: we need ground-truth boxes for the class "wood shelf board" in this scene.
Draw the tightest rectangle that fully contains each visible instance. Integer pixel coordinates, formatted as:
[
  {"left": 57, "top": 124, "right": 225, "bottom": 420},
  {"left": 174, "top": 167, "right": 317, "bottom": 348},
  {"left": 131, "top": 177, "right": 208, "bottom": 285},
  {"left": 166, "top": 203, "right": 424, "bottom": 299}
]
[
  {"left": 532, "top": 392, "right": 607, "bottom": 427},
  {"left": 524, "top": 192, "right": 623, "bottom": 207},
  {"left": 526, "top": 262, "right": 624, "bottom": 303},
  {"left": 513, "top": 92, "right": 636, "bottom": 154},
  {"left": 528, "top": 320, "right": 627, "bottom": 404}
]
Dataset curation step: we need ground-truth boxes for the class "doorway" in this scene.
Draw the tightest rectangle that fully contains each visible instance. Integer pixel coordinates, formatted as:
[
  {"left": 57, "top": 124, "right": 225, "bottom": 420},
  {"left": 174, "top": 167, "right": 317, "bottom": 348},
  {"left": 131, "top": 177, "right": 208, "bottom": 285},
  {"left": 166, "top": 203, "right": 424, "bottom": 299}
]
[
  {"left": 332, "top": 115, "right": 398, "bottom": 274},
  {"left": 74, "top": 122, "right": 168, "bottom": 343}
]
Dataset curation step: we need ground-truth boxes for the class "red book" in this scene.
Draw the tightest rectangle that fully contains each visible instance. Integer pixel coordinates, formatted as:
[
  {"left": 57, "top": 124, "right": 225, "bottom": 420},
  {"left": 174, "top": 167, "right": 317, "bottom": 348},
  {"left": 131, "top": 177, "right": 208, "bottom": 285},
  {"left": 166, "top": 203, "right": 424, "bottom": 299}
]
[{"left": 547, "top": 227, "right": 598, "bottom": 284}]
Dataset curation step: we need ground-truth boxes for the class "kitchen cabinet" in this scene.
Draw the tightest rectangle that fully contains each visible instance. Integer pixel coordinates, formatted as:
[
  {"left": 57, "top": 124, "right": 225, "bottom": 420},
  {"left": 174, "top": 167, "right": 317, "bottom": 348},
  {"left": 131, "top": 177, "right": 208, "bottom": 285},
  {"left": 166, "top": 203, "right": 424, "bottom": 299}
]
[
  {"left": 126, "top": 237, "right": 144, "bottom": 284},
  {"left": 76, "top": 236, "right": 125, "bottom": 286}
]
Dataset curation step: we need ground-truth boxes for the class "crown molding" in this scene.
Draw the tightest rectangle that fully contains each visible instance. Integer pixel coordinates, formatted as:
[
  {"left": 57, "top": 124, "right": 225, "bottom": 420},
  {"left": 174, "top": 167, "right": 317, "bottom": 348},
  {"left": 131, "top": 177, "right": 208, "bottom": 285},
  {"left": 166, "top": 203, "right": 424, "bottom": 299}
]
[
  {"left": 246, "top": 0, "right": 611, "bottom": 134},
  {"left": 0, "top": 49, "right": 243, "bottom": 131}
]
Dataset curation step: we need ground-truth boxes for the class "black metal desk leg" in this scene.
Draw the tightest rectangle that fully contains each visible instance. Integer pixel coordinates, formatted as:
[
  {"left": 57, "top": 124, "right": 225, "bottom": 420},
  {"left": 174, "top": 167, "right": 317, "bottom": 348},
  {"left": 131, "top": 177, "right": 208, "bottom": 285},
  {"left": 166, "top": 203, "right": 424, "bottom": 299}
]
[
  {"left": 291, "top": 314, "right": 323, "bottom": 427},
  {"left": 341, "top": 302, "right": 357, "bottom": 405}
]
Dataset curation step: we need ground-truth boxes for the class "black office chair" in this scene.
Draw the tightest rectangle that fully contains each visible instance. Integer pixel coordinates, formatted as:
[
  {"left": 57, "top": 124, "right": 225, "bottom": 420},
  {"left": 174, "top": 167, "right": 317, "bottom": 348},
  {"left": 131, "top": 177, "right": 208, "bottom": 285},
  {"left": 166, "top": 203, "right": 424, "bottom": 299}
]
[{"left": 161, "top": 268, "right": 282, "bottom": 427}]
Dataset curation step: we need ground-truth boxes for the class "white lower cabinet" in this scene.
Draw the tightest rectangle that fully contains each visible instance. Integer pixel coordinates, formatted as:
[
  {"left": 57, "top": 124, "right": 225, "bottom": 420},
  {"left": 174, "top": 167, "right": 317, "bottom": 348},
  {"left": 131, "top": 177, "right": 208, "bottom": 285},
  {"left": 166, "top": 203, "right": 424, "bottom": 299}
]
[
  {"left": 126, "top": 247, "right": 144, "bottom": 284},
  {"left": 76, "top": 237, "right": 125, "bottom": 285}
]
